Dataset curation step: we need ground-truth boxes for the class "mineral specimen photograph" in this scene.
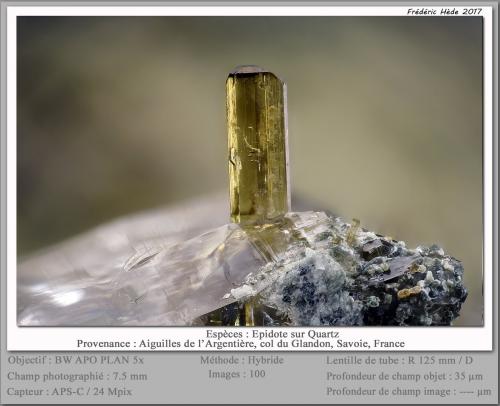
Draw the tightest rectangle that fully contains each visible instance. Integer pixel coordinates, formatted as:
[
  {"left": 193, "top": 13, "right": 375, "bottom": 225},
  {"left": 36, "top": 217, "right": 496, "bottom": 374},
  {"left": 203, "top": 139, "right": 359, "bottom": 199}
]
[{"left": 16, "top": 16, "right": 482, "bottom": 327}]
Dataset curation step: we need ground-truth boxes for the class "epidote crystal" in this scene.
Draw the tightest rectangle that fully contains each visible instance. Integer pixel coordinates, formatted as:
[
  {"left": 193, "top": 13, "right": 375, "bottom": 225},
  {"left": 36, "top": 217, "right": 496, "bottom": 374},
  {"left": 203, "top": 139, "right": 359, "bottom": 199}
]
[{"left": 227, "top": 65, "right": 290, "bottom": 226}]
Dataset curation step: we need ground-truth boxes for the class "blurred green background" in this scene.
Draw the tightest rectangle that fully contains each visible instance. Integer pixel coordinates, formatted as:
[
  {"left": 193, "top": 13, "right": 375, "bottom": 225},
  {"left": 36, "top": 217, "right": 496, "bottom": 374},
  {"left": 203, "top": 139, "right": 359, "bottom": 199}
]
[{"left": 17, "top": 16, "right": 483, "bottom": 325}]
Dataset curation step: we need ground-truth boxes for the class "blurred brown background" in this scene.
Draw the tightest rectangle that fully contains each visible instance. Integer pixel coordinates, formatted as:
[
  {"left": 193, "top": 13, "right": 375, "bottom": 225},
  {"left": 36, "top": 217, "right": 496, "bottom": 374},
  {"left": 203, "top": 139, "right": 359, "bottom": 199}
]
[{"left": 17, "top": 17, "right": 483, "bottom": 325}]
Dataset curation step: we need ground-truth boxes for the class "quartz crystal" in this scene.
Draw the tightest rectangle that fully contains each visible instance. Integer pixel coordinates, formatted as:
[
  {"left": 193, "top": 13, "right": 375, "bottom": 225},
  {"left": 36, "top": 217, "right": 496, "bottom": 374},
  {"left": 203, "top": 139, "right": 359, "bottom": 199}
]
[
  {"left": 18, "top": 217, "right": 263, "bottom": 326},
  {"left": 18, "top": 208, "right": 467, "bottom": 326},
  {"left": 16, "top": 207, "right": 323, "bottom": 326}
]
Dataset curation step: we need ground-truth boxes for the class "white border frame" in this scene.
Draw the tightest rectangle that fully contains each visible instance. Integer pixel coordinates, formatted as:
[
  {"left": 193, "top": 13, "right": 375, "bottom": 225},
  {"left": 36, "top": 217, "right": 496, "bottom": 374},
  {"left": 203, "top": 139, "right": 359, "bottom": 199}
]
[{"left": 6, "top": 5, "right": 494, "bottom": 351}]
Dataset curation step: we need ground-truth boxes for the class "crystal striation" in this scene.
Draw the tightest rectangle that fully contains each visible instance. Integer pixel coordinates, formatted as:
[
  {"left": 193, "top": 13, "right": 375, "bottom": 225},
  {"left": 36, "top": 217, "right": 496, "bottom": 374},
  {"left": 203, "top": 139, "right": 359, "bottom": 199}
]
[{"left": 227, "top": 66, "right": 290, "bottom": 226}]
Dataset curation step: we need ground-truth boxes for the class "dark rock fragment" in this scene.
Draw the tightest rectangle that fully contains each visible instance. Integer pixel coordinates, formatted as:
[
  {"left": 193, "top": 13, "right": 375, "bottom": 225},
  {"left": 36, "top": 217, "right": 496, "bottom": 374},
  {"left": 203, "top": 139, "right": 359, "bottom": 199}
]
[{"left": 361, "top": 239, "right": 393, "bottom": 260}]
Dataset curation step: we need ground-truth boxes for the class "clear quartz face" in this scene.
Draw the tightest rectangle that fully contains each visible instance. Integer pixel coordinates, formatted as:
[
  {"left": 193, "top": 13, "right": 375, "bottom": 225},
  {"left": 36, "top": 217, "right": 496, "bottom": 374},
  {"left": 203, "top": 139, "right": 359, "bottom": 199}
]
[{"left": 17, "top": 209, "right": 329, "bottom": 326}]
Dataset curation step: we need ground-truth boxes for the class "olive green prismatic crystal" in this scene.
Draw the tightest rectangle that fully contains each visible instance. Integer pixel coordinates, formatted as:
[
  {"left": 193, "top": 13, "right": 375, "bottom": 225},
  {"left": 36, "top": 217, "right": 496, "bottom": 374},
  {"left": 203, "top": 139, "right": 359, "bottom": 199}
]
[
  {"left": 196, "top": 67, "right": 293, "bottom": 327},
  {"left": 226, "top": 65, "right": 290, "bottom": 226}
]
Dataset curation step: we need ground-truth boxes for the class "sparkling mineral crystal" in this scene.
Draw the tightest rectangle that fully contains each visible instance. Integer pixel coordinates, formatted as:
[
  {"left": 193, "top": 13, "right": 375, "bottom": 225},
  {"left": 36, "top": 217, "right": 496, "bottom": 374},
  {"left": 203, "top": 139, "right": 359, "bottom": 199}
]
[
  {"left": 226, "top": 66, "right": 293, "bottom": 325},
  {"left": 17, "top": 67, "right": 467, "bottom": 327},
  {"left": 18, "top": 218, "right": 266, "bottom": 326},
  {"left": 227, "top": 65, "right": 290, "bottom": 226}
]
